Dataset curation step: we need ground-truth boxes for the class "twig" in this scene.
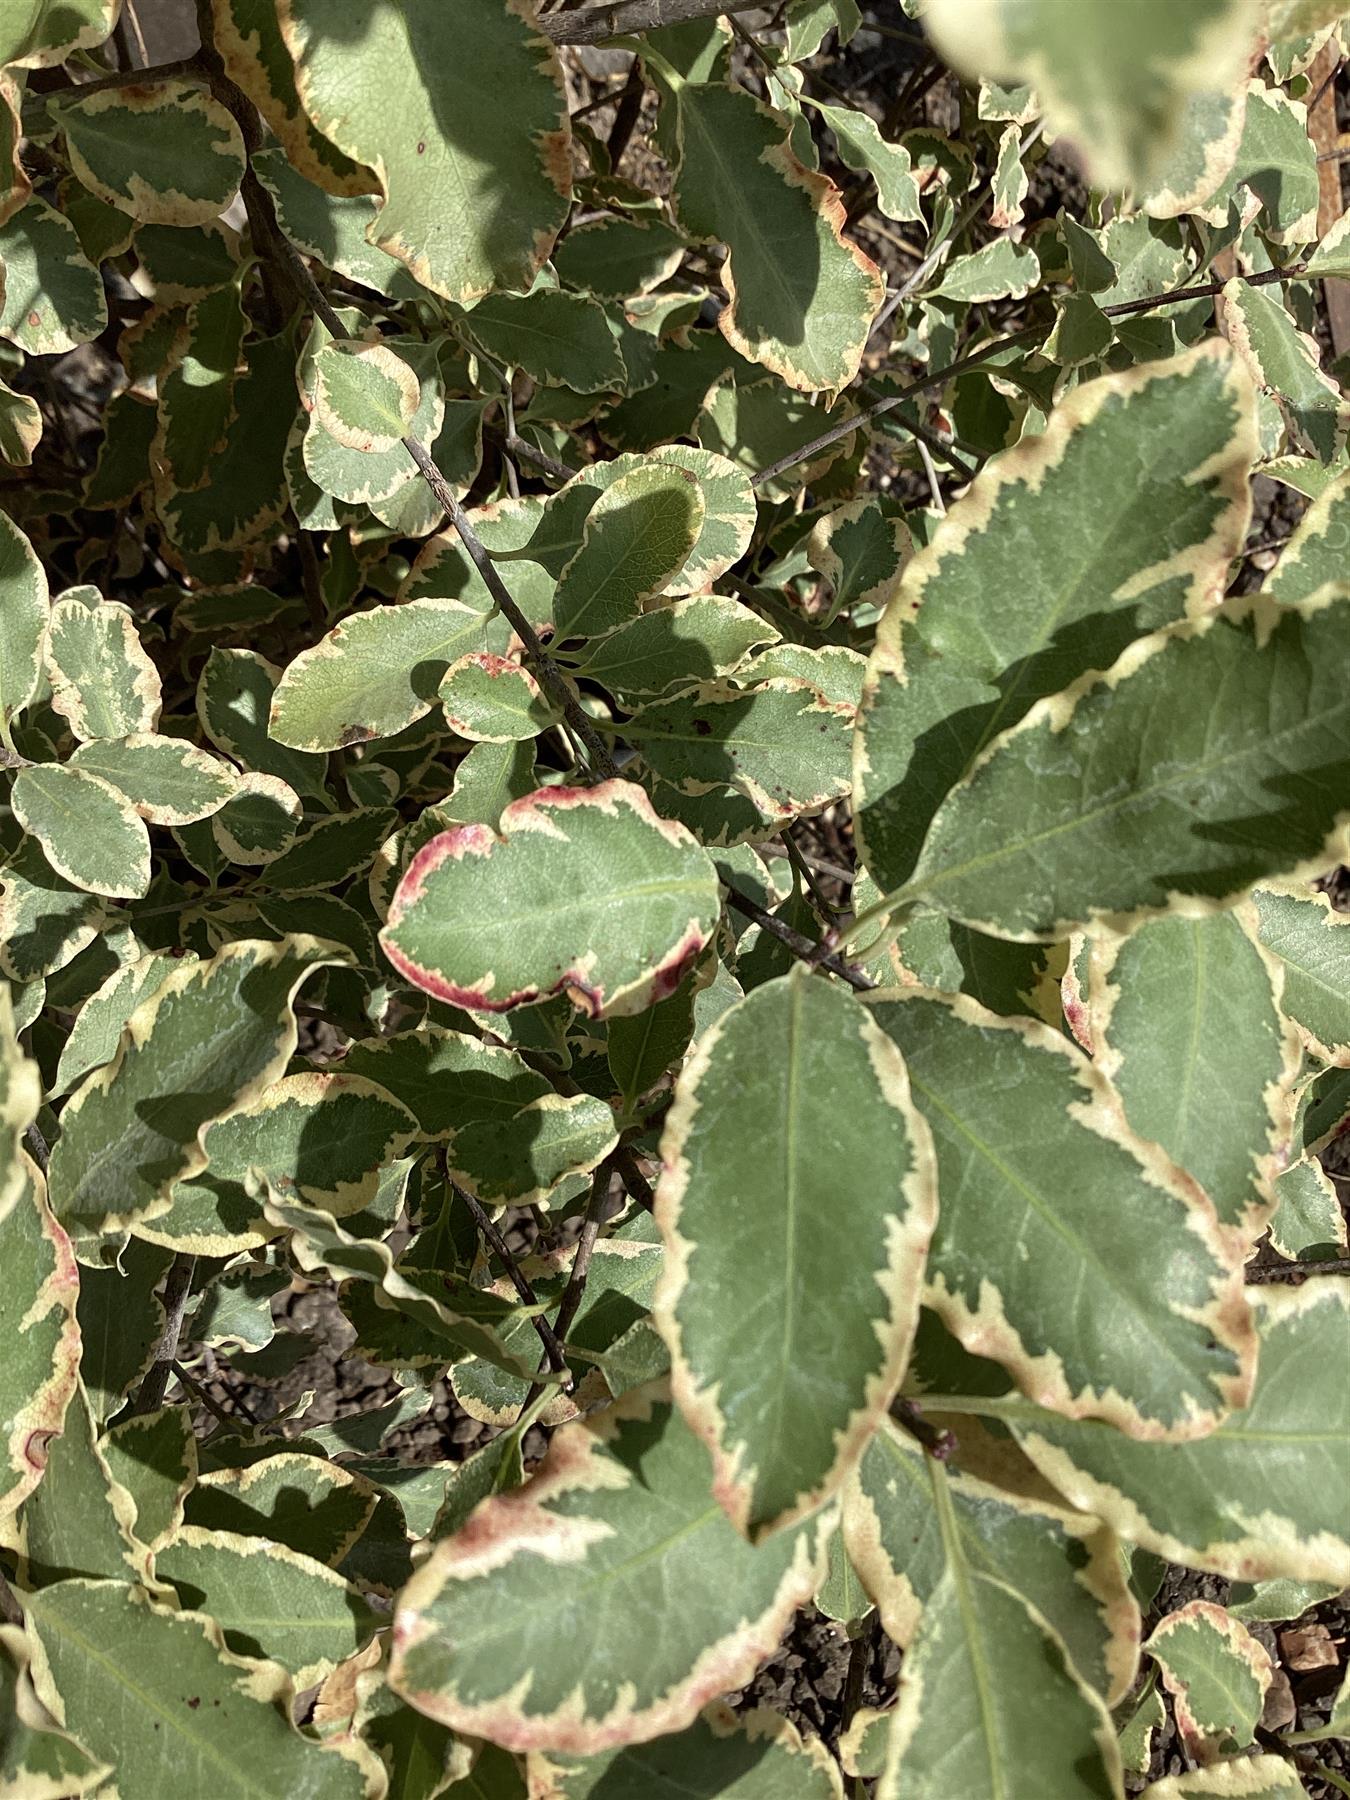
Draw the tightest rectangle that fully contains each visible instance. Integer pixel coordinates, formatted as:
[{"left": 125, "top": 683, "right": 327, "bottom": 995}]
[
  {"left": 541, "top": 0, "right": 775, "bottom": 46},
  {"left": 23, "top": 1121, "right": 49, "bottom": 1172},
  {"left": 132, "top": 1254, "right": 197, "bottom": 1415},
  {"left": 452, "top": 1179, "right": 569, "bottom": 1371},
  {"left": 839, "top": 1613, "right": 879, "bottom": 1738},
  {"left": 751, "top": 266, "right": 1301, "bottom": 490},
  {"left": 1246, "top": 1254, "right": 1350, "bottom": 1281},
  {"left": 171, "top": 1359, "right": 242, "bottom": 1432},
  {"left": 506, "top": 432, "right": 577, "bottom": 483},
  {"left": 0, "top": 1566, "right": 23, "bottom": 1625},
  {"left": 614, "top": 1144, "right": 657, "bottom": 1212},
  {"left": 724, "top": 886, "right": 876, "bottom": 991},
  {"left": 606, "top": 60, "right": 646, "bottom": 165},
  {"left": 523, "top": 1161, "right": 615, "bottom": 1407}
]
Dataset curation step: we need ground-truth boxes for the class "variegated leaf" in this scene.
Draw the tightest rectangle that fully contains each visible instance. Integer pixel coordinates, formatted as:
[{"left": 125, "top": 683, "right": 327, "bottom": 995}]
[
  {"left": 44, "top": 591, "right": 162, "bottom": 741},
  {"left": 855, "top": 343, "right": 1255, "bottom": 899},
  {"left": 380, "top": 781, "right": 720, "bottom": 1020},
  {"left": 1146, "top": 1601, "right": 1272, "bottom": 1763},
  {"left": 280, "top": 0, "right": 571, "bottom": 302},
  {"left": 0, "top": 511, "right": 48, "bottom": 748},
  {"left": 54, "top": 79, "right": 246, "bottom": 226},
  {"left": 655, "top": 966, "right": 935, "bottom": 1539},
  {"left": 388, "top": 1383, "right": 831, "bottom": 1752},
  {"left": 47, "top": 936, "right": 347, "bottom": 1240},
  {"left": 865, "top": 990, "right": 1255, "bottom": 1436},
  {"left": 0, "top": 1157, "right": 79, "bottom": 1524},
  {"left": 12, "top": 765, "right": 151, "bottom": 902},
  {"left": 843, "top": 1418, "right": 1139, "bottom": 1705},
  {"left": 1082, "top": 910, "right": 1301, "bottom": 1233}
]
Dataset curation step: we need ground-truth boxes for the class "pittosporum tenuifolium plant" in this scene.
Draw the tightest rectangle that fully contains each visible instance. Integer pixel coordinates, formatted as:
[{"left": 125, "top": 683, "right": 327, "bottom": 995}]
[{"left": 0, "top": 0, "right": 1347, "bottom": 1793}]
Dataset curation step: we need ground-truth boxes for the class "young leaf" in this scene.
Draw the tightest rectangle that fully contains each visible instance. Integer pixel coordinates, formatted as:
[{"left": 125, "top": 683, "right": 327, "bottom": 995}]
[
  {"left": 923, "top": 0, "right": 1259, "bottom": 192},
  {"left": 807, "top": 100, "right": 921, "bottom": 223},
  {"left": 312, "top": 340, "right": 419, "bottom": 453},
  {"left": 438, "top": 654, "right": 558, "bottom": 743},
  {"left": 865, "top": 990, "right": 1255, "bottom": 1436},
  {"left": 876, "top": 1461, "right": 1123, "bottom": 1800},
  {"left": 12, "top": 765, "right": 152, "bottom": 901},
  {"left": 280, "top": 0, "right": 571, "bottom": 302},
  {"left": 655, "top": 966, "right": 935, "bottom": 1539},
  {"left": 24, "top": 1579, "right": 380, "bottom": 1799},
  {"left": 461, "top": 289, "right": 625, "bottom": 393},
  {"left": 379, "top": 781, "right": 720, "bottom": 1020},
  {"left": 843, "top": 1418, "right": 1139, "bottom": 1705},
  {"left": 1012, "top": 1278, "right": 1350, "bottom": 1585},
  {"left": 47, "top": 935, "right": 347, "bottom": 1238},
  {"left": 855, "top": 342, "right": 1256, "bottom": 898},
  {"left": 0, "top": 1159, "right": 80, "bottom": 1524},
  {"left": 666, "top": 75, "right": 882, "bottom": 392},
  {"left": 553, "top": 465, "right": 705, "bottom": 641},
  {"left": 388, "top": 1383, "right": 831, "bottom": 1752},
  {"left": 1083, "top": 910, "right": 1301, "bottom": 1233},
  {"left": 893, "top": 590, "right": 1350, "bottom": 940},
  {"left": 44, "top": 590, "right": 162, "bottom": 741},
  {"left": 0, "top": 511, "right": 48, "bottom": 748},
  {"left": 808, "top": 497, "right": 911, "bottom": 625},
  {"left": 1146, "top": 1601, "right": 1272, "bottom": 1762},
  {"left": 526, "top": 1702, "right": 845, "bottom": 1798},
  {"left": 54, "top": 79, "right": 246, "bottom": 226}
]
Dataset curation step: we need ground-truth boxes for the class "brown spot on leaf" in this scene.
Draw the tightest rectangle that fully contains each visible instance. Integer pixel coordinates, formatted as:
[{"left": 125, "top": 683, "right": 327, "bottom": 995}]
[
  {"left": 416, "top": 140, "right": 426, "bottom": 155},
  {"left": 26, "top": 310, "right": 39, "bottom": 327}
]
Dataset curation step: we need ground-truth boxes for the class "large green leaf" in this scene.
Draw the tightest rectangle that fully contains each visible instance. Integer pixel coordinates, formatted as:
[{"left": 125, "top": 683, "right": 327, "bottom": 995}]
[
  {"left": 876, "top": 1460, "right": 1123, "bottom": 1800},
  {"left": 1250, "top": 887, "right": 1350, "bottom": 1065},
  {"left": 12, "top": 765, "right": 151, "bottom": 902},
  {"left": 865, "top": 991, "right": 1255, "bottom": 1436},
  {"left": 0, "top": 982, "right": 39, "bottom": 1224},
  {"left": 24, "top": 1579, "right": 379, "bottom": 1798},
  {"left": 923, "top": 0, "right": 1259, "bottom": 191},
  {"left": 843, "top": 1418, "right": 1139, "bottom": 1704},
  {"left": 654, "top": 966, "right": 934, "bottom": 1539},
  {"left": 664, "top": 73, "right": 882, "bottom": 392},
  {"left": 854, "top": 343, "right": 1256, "bottom": 898},
  {"left": 998, "top": 1278, "right": 1350, "bottom": 1585},
  {"left": 0, "top": 511, "right": 48, "bottom": 749},
  {"left": 0, "top": 1159, "right": 80, "bottom": 1524},
  {"left": 526, "top": 1703, "right": 845, "bottom": 1798},
  {"left": 1082, "top": 911, "right": 1300, "bottom": 1232},
  {"left": 54, "top": 80, "right": 245, "bottom": 226},
  {"left": 388, "top": 1383, "right": 830, "bottom": 1752},
  {"left": 380, "top": 781, "right": 720, "bottom": 1020},
  {"left": 44, "top": 591, "right": 161, "bottom": 742},
  {"left": 69, "top": 735, "right": 240, "bottom": 826},
  {"left": 47, "top": 936, "right": 346, "bottom": 1240},
  {"left": 280, "top": 0, "right": 571, "bottom": 302},
  {"left": 892, "top": 589, "right": 1350, "bottom": 939}
]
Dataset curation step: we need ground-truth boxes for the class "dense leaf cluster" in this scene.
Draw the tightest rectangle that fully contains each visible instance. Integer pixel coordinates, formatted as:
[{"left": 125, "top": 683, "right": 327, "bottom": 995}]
[{"left": 0, "top": 0, "right": 1348, "bottom": 1796}]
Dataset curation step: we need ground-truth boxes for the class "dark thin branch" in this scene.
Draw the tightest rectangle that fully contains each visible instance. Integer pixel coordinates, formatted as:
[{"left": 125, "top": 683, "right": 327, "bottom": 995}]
[
  {"left": 613, "top": 1145, "right": 657, "bottom": 1213},
  {"left": 452, "top": 1180, "right": 569, "bottom": 1371},
  {"left": 523, "top": 1161, "right": 616, "bottom": 1408},
  {"left": 132, "top": 1254, "right": 197, "bottom": 1415},
  {"left": 171, "top": 1359, "right": 241, "bottom": 1432},
  {"left": 506, "top": 433, "right": 577, "bottom": 483},
  {"left": 541, "top": 0, "right": 773, "bottom": 46},
  {"left": 725, "top": 886, "right": 876, "bottom": 991},
  {"left": 1247, "top": 1254, "right": 1350, "bottom": 1282},
  {"left": 606, "top": 60, "right": 646, "bottom": 165},
  {"left": 23, "top": 1121, "right": 49, "bottom": 1172},
  {"left": 751, "top": 266, "right": 1301, "bottom": 491}
]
